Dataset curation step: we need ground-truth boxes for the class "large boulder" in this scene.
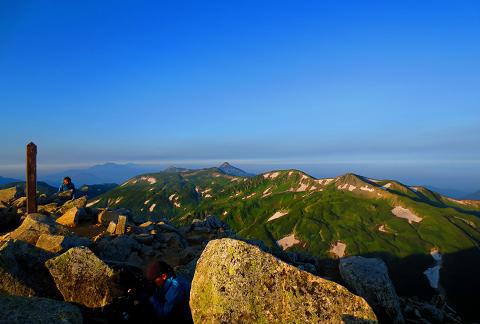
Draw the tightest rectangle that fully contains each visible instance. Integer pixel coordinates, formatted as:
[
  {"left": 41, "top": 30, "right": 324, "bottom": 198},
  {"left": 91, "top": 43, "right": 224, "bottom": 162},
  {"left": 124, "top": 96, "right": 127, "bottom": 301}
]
[
  {"left": 55, "top": 189, "right": 75, "bottom": 202},
  {"left": 190, "top": 238, "right": 377, "bottom": 323},
  {"left": 339, "top": 256, "right": 404, "bottom": 324},
  {"left": 0, "top": 294, "right": 82, "bottom": 324},
  {"left": 10, "top": 213, "right": 69, "bottom": 245},
  {"left": 0, "top": 186, "right": 21, "bottom": 204},
  {"left": 58, "top": 196, "right": 87, "bottom": 215},
  {"left": 38, "top": 202, "right": 58, "bottom": 215},
  {"left": 0, "top": 239, "right": 58, "bottom": 297},
  {"left": 56, "top": 207, "right": 83, "bottom": 227},
  {"left": 45, "top": 246, "right": 122, "bottom": 308},
  {"left": 36, "top": 233, "right": 91, "bottom": 253}
]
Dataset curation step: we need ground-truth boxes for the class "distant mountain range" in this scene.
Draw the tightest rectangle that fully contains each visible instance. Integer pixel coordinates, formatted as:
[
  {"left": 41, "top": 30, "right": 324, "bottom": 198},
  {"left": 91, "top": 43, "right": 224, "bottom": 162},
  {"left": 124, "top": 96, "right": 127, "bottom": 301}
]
[
  {"left": 218, "top": 162, "right": 255, "bottom": 177},
  {"left": 39, "top": 162, "right": 256, "bottom": 187},
  {"left": 0, "top": 181, "right": 57, "bottom": 196},
  {"left": 0, "top": 176, "right": 20, "bottom": 186},
  {"left": 464, "top": 190, "right": 480, "bottom": 200},
  {"left": 41, "top": 162, "right": 157, "bottom": 186}
]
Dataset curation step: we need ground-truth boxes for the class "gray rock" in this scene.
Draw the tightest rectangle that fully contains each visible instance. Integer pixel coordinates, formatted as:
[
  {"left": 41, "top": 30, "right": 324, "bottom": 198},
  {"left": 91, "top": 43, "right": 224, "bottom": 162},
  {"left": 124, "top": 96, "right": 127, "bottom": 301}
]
[
  {"left": 12, "top": 196, "right": 27, "bottom": 208},
  {"left": 58, "top": 196, "right": 87, "bottom": 215},
  {"left": 0, "top": 294, "right": 83, "bottom": 324},
  {"left": 56, "top": 207, "right": 83, "bottom": 227},
  {"left": 191, "top": 215, "right": 227, "bottom": 231},
  {"left": 45, "top": 246, "right": 122, "bottom": 308},
  {"left": 95, "top": 235, "right": 142, "bottom": 263},
  {"left": 0, "top": 239, "right": 58, "bottom": 297},
  {"left": 190, "top": 238, "right": 377, "bottom": 323},
  {"left": 0, "top": 186, "right": 22, "bottom": 204},
  {"left": 36, "top": 233, "right": 91, "bottom": 253},
  {"left": 106, "top": 220, "right": 117, "bottom": 234},
  {"left": 340, "top": 256, "right": 405, "bottom": 323},
  {"left": 115, "top": 215, "right": 127, "bottom": 235},
  {"left": 10, "top": 213, "right": 69, "bottom": 245}
]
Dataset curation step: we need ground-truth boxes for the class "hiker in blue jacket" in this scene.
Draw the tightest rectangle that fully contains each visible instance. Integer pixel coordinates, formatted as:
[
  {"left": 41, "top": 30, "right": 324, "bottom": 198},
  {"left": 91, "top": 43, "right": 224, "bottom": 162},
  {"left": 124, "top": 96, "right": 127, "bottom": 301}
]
[
  {"left": 58, "top": 176, "right": 76, "bottom": 198},
  {"left": 146, "top": 261, "right": 192, "bottom": 322}
]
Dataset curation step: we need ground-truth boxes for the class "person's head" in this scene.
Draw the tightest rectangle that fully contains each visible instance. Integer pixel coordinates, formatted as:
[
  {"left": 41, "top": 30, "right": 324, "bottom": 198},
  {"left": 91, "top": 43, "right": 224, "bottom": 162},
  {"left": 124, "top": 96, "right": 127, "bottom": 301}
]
[
  {"left": 146, "top": 261, "right": 175, "bottom": 288},
  {"left": 63, "top": 177, "right": 71, "bottom": 185}
]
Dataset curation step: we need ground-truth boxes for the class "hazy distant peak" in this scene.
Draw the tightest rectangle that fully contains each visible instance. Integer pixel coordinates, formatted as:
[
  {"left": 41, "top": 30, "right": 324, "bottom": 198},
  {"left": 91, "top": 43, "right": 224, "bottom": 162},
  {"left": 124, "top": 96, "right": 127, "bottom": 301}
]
[{"left": 218, "top": 162, "right": 254, "bottom": 177}]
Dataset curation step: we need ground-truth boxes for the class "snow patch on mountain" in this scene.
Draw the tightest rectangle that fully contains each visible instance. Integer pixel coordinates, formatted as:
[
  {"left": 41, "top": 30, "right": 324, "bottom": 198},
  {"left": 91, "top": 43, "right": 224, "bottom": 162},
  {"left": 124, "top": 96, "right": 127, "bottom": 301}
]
[
  {"left": 329, "top": 241, "right": 347, "bottom": 258},
  {"left": 392, "top": 206, "right": 422, "bottom": 223},
  {"left": 139, "top": 176, "right": 157, "bottom": 184},
  {"left": 360, "top": 186, "right": 375, "bottom": 192},
  {"left": 316, "top": 178, "right": 334, "bottom": 186},
  {"left": 424, "top": 248, "right": 442, "bottom": 289},
  {"left": 267, "top": 210, "right": 289, "bottom": 222},
  {"left": 382, "top": 183, "right": 393, "bottom": 190},
  {"left": 86, "top": 199, "right": 100, "bottom": 207},
  {"left": 263, "top": 172, "right": 280, "bottom": 179},
  {"left": 277, "top": 233, "right": 300, "bottom": 250},
  {"left": 262, "top": 187, "right": 272, "bottom": 197},
  {"left": 242, "top": 192, "right": 256, "bottom": 200}
]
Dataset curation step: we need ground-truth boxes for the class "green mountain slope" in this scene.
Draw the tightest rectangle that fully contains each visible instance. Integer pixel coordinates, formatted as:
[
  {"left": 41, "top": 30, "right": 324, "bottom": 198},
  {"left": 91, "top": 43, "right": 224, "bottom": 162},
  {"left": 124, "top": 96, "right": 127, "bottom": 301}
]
[{"left": 90, "top": 167, "right": 480, "bottom": 257}]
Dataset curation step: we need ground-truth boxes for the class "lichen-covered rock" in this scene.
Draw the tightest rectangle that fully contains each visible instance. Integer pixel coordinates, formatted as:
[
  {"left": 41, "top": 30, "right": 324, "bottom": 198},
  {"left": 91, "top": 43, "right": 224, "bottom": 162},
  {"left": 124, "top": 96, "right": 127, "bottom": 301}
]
[
  {"left": 0, "top": 294, "right": 83, "bottom": 324},
  {"left": 38, "top": 202, "right": 58, "bottom": 215},
  {"left": 36, "top": 233, "right": 91, "bottom": 253},
  {"left": 45, "top": 246, "right": 122, "bottom": 308},
  {"left": 340, "top": 256, "right": 404, "bottom": 324},
  {"left": 58, "top": 196, "right": 87, "bottom": 215},
  {"left": 56, "top": 207, "right": 82, "bottom": 227},
  {"left": 190, "top": 238, "right": 377, "bottom": 323},
  {"left": 0, "top": 239, "right": 58, "bottom": 297},
  {"left": 10, "top": 213, "right": 69, "bottom": 245}
]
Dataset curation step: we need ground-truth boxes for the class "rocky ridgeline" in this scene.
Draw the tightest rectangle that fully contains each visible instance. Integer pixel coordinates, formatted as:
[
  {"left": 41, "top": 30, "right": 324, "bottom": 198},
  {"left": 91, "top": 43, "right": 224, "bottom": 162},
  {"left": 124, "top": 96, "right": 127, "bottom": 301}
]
[{"left": 0, "top": 186, "right": 462, "bottom": 323}]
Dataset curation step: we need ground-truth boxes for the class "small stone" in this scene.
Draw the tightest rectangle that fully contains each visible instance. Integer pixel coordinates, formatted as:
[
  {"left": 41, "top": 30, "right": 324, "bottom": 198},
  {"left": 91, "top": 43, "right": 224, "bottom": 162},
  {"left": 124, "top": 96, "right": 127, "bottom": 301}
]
[
  {"left": 115, "top": 215, "right": 127, "bottom": 235},
  {"left": 134, "top": 233, "right": 154, "bottom": 244},
  {"left": 106, "top": 221, "right": 117, "bottom": 234}
]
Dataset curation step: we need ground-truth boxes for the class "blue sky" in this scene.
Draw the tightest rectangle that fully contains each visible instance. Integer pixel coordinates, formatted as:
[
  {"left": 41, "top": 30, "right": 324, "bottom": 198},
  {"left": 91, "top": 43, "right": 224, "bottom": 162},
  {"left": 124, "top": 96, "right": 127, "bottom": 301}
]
[{"left": 1, "top": 1, "right": 479, "bottom": 190}]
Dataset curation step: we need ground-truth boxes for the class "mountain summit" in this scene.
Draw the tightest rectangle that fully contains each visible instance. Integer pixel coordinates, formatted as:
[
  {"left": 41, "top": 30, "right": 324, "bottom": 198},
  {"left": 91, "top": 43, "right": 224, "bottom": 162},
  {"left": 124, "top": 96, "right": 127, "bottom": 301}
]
[{"left": 218, "top": 162, "right": 254, "bottom": 177}]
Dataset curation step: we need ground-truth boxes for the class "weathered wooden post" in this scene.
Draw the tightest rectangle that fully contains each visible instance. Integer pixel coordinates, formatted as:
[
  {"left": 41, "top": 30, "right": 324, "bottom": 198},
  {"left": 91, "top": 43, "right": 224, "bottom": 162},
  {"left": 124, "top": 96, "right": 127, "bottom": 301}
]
[{"left": 26, "top": 142, "right": 37, "bottom": 213}]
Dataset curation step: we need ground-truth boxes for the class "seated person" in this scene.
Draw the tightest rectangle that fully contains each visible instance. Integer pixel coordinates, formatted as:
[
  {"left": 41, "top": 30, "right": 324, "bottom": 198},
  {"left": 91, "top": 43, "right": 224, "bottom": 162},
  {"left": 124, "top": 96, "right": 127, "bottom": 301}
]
[
  {"left": 58, "top": 176, "right": 76, "bottom": 199},
  {"left": 146, "top": 261, "right": 192, "bottom": 322}
]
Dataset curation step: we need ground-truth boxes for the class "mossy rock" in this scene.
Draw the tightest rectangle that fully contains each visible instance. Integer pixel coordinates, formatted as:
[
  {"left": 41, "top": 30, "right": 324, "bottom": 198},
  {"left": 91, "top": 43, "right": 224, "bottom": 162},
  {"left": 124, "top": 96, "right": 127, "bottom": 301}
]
[{"left": 190, "top": 238, "right": 377, "bottom": 323}]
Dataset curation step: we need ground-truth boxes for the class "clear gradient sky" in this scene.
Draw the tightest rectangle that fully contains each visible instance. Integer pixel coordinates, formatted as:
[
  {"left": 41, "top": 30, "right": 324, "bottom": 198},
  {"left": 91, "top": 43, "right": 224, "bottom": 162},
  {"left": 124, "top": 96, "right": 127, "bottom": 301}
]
[{"left": 1, "top": 1, "right": 479, "bottom": 190}]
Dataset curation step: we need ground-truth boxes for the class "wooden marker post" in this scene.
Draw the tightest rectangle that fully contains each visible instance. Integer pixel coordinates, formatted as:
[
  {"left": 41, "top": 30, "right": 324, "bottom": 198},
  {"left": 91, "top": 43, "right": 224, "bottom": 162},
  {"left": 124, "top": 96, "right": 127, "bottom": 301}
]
[{"left": 26, "top": 142, "right": 37, "bottom": 213}]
